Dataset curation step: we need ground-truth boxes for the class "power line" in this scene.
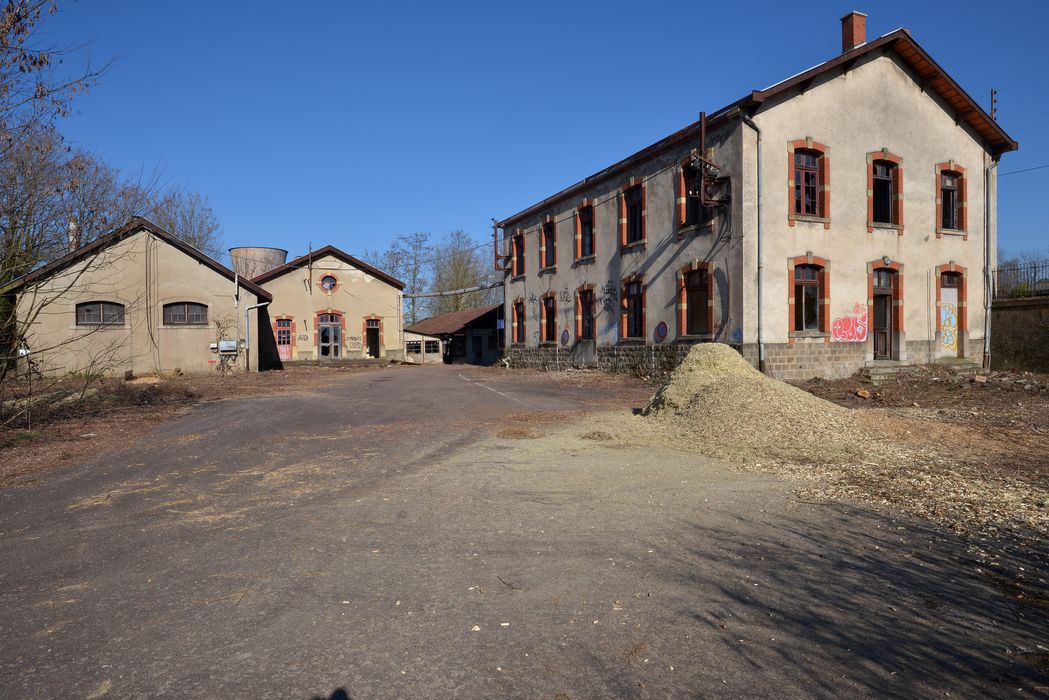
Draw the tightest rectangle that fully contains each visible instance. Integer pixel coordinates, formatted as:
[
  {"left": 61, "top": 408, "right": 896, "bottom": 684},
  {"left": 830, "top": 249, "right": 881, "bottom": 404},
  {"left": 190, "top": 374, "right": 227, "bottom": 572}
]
[{"left": 999, "top": 164, "right": 1049, "bottom": 177}]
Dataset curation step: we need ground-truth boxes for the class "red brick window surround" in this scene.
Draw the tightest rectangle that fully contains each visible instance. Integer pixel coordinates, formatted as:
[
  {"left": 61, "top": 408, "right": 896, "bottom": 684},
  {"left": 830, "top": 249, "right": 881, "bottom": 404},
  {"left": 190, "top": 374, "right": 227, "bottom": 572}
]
[
  {"left": 935, "top": 162, "right": 967, "bottom": 239},
  {"left": 575, "top": 201, "right": 595, "bottom": 260},
  {"left": 787, "top": 139, "right": 830, "bottom": 228},
  {"left": 512, "top": 298, "right": 526, "bottom": 344},
  {"left": 362, "top": 315, "right": 384, "bottom": 351},
  {"left": 318, "top": 274, "right": 340, "bottom": 295},
  {"left": 867, "top": 150, "right": 904, "bottom": 234},
  {"left": 676, "top": 163, "right": 711, "bottom": 236},
  {"left": 313, "top": 310, "right": 346, "bottom": 355},
  {"left": 511, "top": 230, "right": 526, "bottom": 277},
  {"left": 273, "top": 316, "right": 296, "bottom": 353},
  {"left": 575, "top": 285, "right": 595, "bottom": 341},
  {"left": 787, "top": 254, "right": 830, "bottom": 343},
  {"left": 935, "top": 263, "right": 967, "bottom": 337},
  {"left": 677, "top": 261, "right": 714, "bottom": 338},
  {"left": 540, "top": 293, "right": 557, "bottom": 344},
  {"left": 620, "top": 276, "right": 646, "bottom": 341},
  {"left": 619, "top": 179, "right": 647, "bottom": 250},
  {"left": 540, "top": 219, "right": 557, "bottom": 270}
]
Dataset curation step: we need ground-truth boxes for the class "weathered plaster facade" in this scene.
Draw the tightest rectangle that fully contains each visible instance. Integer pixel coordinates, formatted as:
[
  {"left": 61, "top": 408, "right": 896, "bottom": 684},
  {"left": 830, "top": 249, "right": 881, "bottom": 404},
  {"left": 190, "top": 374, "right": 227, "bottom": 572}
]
[
  {"left": 498, "top": 17, "right": 1014, "bottom": 380},
  {"left": 10, "top": 220, "right": 267, "bottom": 376},
  {"left": 254, "top": 247, "right": 404, "bottom": 362}
]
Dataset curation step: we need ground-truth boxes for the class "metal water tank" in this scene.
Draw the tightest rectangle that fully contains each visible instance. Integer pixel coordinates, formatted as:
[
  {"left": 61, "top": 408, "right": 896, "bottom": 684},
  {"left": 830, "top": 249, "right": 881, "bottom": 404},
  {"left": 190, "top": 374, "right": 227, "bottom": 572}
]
[{"left": 228, "top": 246, "right": 289, "bottom": 279}]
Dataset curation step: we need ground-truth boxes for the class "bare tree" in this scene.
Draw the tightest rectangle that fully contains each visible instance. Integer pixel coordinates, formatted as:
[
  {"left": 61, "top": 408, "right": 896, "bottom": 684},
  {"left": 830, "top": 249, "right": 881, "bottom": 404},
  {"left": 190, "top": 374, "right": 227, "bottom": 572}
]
[
  {"left": 426, "top": 230, "right": 498, "bottom": 317},
  {"left": 363, "top": 231, "right": 432, "bottom": 325},
  {"left": 148, "top": 189, "right": 223, "bottom": 259}
]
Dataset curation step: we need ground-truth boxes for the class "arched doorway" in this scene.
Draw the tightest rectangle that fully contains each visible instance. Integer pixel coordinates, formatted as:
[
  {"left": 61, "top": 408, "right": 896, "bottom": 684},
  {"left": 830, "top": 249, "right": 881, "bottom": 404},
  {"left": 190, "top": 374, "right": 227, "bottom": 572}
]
[{"left": 318, "top": 313, "right": 342, "bottom": 359}]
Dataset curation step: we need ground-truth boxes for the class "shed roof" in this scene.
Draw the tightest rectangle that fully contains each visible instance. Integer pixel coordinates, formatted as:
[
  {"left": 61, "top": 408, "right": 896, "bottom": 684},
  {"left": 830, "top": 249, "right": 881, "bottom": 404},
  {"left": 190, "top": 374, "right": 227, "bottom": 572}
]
[
  {"left": 1, "top": 217, "right": 272, "bottom": 300},
  {"left": 405, "top": 303, "right": 501, "bottom": 336}
]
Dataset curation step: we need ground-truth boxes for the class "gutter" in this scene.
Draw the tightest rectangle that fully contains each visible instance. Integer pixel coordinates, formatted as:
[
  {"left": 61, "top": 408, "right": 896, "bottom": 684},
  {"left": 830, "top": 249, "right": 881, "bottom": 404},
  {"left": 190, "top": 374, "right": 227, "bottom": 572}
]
[
  {"left": 742, "top": 114, "right": 765, "bottom": 373},
  {"left": 983, "top": 159, "right": 998, "bottom": 369}
]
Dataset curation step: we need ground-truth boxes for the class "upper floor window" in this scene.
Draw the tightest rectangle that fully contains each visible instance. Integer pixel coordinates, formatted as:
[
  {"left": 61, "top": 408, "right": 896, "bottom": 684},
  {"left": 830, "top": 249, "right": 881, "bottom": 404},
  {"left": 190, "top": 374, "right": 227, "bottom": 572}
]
[
  {"left": 163, "top": 302, "right": 208, "bottom": 326},
  {"left": 684, "top": 166, "right": 709, "bottom": 227},
  {"left": 622, "top": 280, "right": 645, "bottom": 339},
  {"left": 872, "top": 160, "right": 898, "bottom": 225},
  {"left": 941, "top": 271, "right": 961, "bottom": 288},
  {"left": 541, "top": 221, "right": 557, "bottom": 269},
  {"left": 512, "top": 234, "right": 525, "bottom": 276},
  {"left": 625, "top": 185, "right": 644, "bottom": 244},
  {"left": 75, "top": 301, "right": 124, "bottom": 326},
  {"left": 320, "top": 275, "right": 338, "bottom": 292},
  {"left": 577, "top": 204, "right": 594, "bottom": 259},
  {"left": 941, "top": 171, "right": 961, "bottom": 230},
  {"left": 793, "top": 265, "right": 822, "bottom": 332},
  {"left": 794, "top": 149, "right": 823, "bottom": 217}
]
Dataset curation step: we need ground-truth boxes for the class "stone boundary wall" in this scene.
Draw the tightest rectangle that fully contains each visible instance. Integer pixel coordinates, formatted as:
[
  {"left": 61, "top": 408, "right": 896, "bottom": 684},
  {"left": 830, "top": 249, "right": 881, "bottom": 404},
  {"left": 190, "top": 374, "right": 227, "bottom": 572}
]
[
  {"left": 507, "top": 344, "right": 700, "bottom": 378},
  {"left": 739, "top": 342, "right": 866, "bottom": 381},
  {"left": 991, "top": 297, "right": 1049, "bottom": 372}
]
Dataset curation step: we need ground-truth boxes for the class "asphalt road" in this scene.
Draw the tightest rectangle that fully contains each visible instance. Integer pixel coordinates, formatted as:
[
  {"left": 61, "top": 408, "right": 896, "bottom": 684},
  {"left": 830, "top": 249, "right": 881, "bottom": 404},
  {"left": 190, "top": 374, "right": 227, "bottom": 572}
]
[{"left": 0, "top": 364, "right": 1046, "bottom": 698}]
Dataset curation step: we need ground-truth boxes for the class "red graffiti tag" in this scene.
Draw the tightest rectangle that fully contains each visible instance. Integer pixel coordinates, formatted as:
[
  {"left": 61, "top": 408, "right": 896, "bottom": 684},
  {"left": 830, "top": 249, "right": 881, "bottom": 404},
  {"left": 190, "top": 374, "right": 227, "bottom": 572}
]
[{"left": 831, "top": 303, "right": 868, "bottom": 342}]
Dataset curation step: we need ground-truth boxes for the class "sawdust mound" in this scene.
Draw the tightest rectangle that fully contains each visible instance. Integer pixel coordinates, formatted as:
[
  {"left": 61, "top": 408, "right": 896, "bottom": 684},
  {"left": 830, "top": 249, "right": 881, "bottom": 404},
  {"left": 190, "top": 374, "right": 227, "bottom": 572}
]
[{"left": 642, "top": 344, "right": 866, "bottom": 463}]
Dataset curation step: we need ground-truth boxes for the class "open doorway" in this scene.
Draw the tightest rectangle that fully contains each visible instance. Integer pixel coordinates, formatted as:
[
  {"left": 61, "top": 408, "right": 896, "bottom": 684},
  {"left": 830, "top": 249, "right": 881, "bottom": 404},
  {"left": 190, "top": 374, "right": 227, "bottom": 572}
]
[
  {"left": 366, "top": 319, "right": 380, "bottom": 358},
  {"left": 872, "top": 268, "right": 896, "bottom": 360}
]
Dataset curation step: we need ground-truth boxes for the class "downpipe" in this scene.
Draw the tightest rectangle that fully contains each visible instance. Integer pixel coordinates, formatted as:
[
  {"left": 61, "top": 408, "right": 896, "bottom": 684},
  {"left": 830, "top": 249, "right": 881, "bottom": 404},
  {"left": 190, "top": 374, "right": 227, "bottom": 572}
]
[
  {"left": 742, "top": 115, "right": 765, "bottom": 373},
  {"left": 983, "top": 160, "right": 997, "bottom": 370}
]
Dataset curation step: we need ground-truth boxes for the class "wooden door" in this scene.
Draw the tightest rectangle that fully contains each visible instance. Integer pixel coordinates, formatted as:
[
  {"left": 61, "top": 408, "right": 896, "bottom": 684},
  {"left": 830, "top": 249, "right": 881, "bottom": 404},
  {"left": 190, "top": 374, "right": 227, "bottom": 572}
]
[
  {"left": 872, "top": 295, "right": 892, "bottom": 360},
  {"left": 318, "top": 314, "right": 341, "bottom": 359}
]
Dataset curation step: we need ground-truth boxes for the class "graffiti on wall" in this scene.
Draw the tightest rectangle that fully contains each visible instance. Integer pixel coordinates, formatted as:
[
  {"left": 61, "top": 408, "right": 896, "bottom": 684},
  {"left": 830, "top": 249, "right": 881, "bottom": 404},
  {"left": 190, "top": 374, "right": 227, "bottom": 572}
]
[
  {"left": 940, "top": 304, "right": 958, "bottom": 352},
  {"left": 599, "top": 280, "right": 618, "bottom": 314},
  {"left": 831, "top": 303, "right": 868, "bottom": 342},
  {"left": 559, "top": 285, "right": 572, "bottom": 304},
  {"left": 346, "top": 336, "right": 363, "bottom": 351}
]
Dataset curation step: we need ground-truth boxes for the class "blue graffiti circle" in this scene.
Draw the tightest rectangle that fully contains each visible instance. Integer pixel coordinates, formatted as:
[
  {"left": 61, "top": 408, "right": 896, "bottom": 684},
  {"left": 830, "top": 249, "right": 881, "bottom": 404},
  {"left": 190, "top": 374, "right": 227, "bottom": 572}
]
[
  {"left": 560, "top": 328, "right": 570, "bottom": 346},
  {"left": 654, "top": 321, "right": 668, "bottom": 342}
]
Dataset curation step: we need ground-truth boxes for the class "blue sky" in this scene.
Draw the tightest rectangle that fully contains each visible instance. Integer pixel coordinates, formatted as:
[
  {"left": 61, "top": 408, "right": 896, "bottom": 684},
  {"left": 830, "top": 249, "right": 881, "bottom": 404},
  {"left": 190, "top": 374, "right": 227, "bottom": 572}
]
[{"left": 45, "top": 0, "right": 1048, "bottom": 261}]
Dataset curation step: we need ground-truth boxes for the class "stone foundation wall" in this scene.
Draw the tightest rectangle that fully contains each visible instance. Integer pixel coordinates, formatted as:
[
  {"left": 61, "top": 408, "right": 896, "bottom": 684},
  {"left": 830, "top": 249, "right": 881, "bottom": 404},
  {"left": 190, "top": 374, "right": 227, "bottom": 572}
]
[
  {"left": 739, "top": 341, "right": 867, "bottom": 381},
  {"left": 991, "top": 298, "right": 1049, "bottom": 371},
  {"left": 507, "top": 343, "right": 704, "bottom": 378}
]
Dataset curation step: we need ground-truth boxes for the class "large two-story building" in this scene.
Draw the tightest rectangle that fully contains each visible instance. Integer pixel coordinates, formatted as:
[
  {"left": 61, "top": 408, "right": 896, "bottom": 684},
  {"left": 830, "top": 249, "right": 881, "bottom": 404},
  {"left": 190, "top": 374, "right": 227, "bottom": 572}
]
[{"left": 498, "top": 12, "right": 1017, "bottom": 380}]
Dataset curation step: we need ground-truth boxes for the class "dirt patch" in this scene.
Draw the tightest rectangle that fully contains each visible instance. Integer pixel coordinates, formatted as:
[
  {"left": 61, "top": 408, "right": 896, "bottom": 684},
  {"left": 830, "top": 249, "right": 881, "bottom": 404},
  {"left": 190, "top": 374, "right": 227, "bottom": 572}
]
[
  {"left": 496, "top": 426, "right": 537, "bottom": 440},
  {"left": 621, "top": 344, "right": 1049, "bottom": 539}
]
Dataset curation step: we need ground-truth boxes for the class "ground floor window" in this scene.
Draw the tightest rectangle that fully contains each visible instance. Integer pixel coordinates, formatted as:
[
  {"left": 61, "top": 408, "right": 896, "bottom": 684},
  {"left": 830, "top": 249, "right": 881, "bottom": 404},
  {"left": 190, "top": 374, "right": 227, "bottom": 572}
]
[
  {"left": 407, "top": 341, "right": 422, "bottom": 354},
  {"left": 163, "top": 302, "right": 208, "bottom": 325},
  {"left": 578, "top": 288, "right": 595, "bottom": 340},
  {"left": 513, "top": 301, "right": 526, "bottom": 344},
  {"left": 425, "top": 340, "right": 440, "bottom": 354},
  {"left": 622, "top": 280, "right": 645, "bottom": 339},
  {"left": 542, "top": 295, "right": 557, "bottom": 343},
  {"left": 793, "top": 265, "right": 822, "bottom": 332},
  {"left": 75, "top": 301, "right": 125, "bottom": 326}
]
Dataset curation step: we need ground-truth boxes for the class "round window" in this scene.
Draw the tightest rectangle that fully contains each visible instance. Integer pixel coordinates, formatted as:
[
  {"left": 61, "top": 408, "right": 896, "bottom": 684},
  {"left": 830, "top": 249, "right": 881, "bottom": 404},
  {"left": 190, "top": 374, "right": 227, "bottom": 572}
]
[{"left": 321, "top": 275, "right": 337, "bottom": 291}]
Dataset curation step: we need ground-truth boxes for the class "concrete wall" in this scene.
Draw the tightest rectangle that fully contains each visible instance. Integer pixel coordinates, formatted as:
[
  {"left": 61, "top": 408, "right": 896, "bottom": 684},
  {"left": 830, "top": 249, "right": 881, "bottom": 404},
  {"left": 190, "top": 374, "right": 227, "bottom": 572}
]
[
  {"left": 259, "top": 253, "right": 403, "bottom": 361},
  {"left": 16, "top": 231, "right": 262, "bottom": 376},
  {"left": 745, "top": 52, "right": 995, "bottom": 375},
  {"left": 990, "top": 298, "right": 1049, "bottom": 372}
]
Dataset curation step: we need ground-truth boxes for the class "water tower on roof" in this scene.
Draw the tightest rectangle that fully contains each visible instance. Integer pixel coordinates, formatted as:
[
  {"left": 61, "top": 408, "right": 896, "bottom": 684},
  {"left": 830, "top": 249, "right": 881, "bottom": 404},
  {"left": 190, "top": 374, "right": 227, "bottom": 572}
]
[{"left": 228, "top": 246, "right": 289, "bottom": 280}]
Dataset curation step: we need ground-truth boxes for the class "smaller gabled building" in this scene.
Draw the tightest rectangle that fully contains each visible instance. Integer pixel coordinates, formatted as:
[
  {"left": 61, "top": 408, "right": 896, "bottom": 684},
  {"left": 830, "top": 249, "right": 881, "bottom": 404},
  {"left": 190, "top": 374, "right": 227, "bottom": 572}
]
[
  {"left": 405, "top": 304, "right": 503, "bottom": 365},
  {"left": 3, "top": 217, "right": 272, "bottom": 376},
  {"left": 252, "top": 246, "right": 405, "bottom": 363}
]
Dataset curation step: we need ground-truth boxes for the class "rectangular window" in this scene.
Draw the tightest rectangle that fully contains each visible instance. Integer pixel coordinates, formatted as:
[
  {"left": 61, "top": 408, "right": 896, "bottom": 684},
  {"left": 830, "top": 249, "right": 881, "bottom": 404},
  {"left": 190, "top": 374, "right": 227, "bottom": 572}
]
[
  {"left": 941, "top": 272, "right": 960, "bottom": 288},
  {"left": 543, "top": 296, "right": 556, "bottom": 343},
  {"left": 163, "top": 302, "right": 208, "bottom": 326},
  {"left": 406, "top": 341, "right": 422, "bottom": 354},
  {"left": 624, "top": 281, "right": 644, "bottom": 338},
  {"left": 625, "top": 185, "right": 644, "bottom": 244},
  {"left": 941, "top": 172, "right": 960, "bottom": 230},
  {"left": 794, "top": 151, "right": 821, "bottom": 216},
  {"left": 685, "top": 168, "right": 708, "bottom": 227},
  {"left": 425, "top": 340, "right": 439, "bottom": 353},
  {"left": 514, "top": 301, "right": 526, "bottom": 343},
  {"left": 578, "top": 205, "right": 594, "bottom": 258},
  {"left": 579, "top": 289, "right": 595, "bottom": 340},
  {"left": 872, "top": 161, "right": 895, "bottom": 224},
  {"left": 513, "top": 235, "right": 525, "bottom": 276},
  {"left": 542, "top": 221, "right": 556, "bottom": 268},
  {"left": 75, "top": 301, "right": 125, "bottom": 326},
  {"left": 686, "top": 269, "right": 710, "bottom": 335},
  {"left": 793, "top": 265, "right": 821, "bottom": 332}
]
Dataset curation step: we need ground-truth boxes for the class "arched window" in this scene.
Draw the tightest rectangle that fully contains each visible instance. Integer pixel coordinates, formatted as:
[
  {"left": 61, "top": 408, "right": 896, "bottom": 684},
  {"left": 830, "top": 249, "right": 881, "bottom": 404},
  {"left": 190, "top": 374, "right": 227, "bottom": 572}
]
[
  {"left": 163, "top": 302, "right": 208, "bottom": 325},
  {"left": 75, "top": 301, "right": 124, "bottom": 326}
]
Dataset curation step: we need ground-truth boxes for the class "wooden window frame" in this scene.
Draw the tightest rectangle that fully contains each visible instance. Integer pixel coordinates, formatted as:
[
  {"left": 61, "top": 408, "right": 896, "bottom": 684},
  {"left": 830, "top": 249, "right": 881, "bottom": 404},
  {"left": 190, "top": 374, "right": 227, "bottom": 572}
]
[
  {"left": 787, "top": 139, "right": 830, "bottom": 228},
  {"left": 575, "top": 284, "right": 596, "bottom": 341},
  {"left": 511, "top": 231, "right": 526, "bottom": 277},
  {"left": 163, "top": 302, "right": 209, "bottom": 326},
  {"left": 677, "top": 261, "right": 714, "bottom": 338},
  {"left": 540, "top": 219, "right": 557, "bottom": 271},
  {"left": 620, "top": 276, "right": 646, "bottom": 341},
  {"left": 75, "top": 301, "right": 125, "bottom": 327},
  {"left": 575, "top": 201, "right": 595, "bottom": 261},
  {"left": 619, "top": 179, "right": 647, "bottom": 250},
  {"left": 787, "top": 254, "right": 830, "bottom": 343},
  {"left": 512, "top": 298, "right": 526, "bottom": 345},
  {"left": 935, "top": 162, "right": 967, "bottom": 239},
  {"left": 540, "top": 293, "right": 557, "bottom": 344},
  {"left": 677, "top": 162, "right": 712, "bottom": 237},
  {"left": 867, "top": 150, "right": 904, "bottom": 234}
]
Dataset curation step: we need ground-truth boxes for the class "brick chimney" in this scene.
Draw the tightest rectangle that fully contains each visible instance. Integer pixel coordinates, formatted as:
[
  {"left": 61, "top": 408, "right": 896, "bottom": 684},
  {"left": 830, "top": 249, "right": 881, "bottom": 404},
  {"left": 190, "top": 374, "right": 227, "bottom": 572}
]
[{"left": 841, "top": 11, "right": 867, "bottom": 52}]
